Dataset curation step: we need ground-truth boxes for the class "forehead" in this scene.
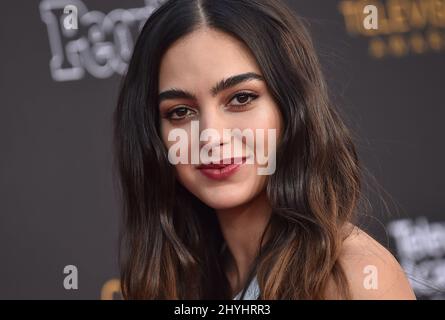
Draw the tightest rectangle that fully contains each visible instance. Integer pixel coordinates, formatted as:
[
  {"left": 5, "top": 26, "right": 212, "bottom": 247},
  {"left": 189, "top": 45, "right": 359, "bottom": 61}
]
[{"left": 158, "top": 28, "right": 261, "bottom": 92}]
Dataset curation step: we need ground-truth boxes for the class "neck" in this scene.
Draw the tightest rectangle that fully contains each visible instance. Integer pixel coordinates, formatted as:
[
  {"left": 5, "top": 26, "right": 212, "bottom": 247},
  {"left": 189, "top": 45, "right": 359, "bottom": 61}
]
[{"left": 215, "top": 190, "right": 272, "bottom": 294}]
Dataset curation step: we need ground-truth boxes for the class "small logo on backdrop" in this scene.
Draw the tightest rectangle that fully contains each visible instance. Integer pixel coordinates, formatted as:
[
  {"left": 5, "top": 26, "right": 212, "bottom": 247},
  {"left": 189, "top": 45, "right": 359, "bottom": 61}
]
[
  {"left": 363, "top": 5, "right": 378, "bottom": 30},
  {"left": 388, "top": 217, "right": 445, "bottom": 299},
  {"left": 63, "top": 5, "right": 78, "bottom": 30},
  {"left": 39, "top": 0, "right": 167, "bottom": 81},
  {"left": 339, "top": 0, "right": 445, "bottom": 58},
  {"left": 63, "top": 265, "right": 78, "bottom": 290}
]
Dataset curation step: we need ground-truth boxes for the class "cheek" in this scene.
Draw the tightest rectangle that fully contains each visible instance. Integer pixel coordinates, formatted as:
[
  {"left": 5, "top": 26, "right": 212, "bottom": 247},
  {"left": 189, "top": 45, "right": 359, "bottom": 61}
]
[
  {"left": 262, "top": 102, "right": 282, "bottom": 151},
  {"left": 256, "top": 99, "right": 282, "bottom": 132},
  {"left": 243, "top": 102, "right": 282, "bottom": 160},
  {"left": 160, "top": 123, "right": 193, "bottom": 189},
  {"left": 160, "top": 121, "right": 193, "bottom": 161},
  {"left": 236, "top": 96, "right": 282, "bottom": 134},
  {"left": 173, "top": 163, "right": 192, "bottom": 184},
  {"left": 160, "top": 121, "right": 175, "bottom": 148}
]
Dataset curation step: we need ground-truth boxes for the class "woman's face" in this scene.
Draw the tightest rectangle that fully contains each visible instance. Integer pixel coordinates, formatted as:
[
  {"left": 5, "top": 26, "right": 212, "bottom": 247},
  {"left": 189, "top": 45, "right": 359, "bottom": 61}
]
[{"left": 158, "top": 28, "right": 282, "bottom": 210}]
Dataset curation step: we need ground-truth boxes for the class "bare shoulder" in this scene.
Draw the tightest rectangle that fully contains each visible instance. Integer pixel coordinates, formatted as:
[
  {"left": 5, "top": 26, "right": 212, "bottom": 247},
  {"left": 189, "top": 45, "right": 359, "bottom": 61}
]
[{"left": 325, "top": 224, "right": 416, "bottom": 300}]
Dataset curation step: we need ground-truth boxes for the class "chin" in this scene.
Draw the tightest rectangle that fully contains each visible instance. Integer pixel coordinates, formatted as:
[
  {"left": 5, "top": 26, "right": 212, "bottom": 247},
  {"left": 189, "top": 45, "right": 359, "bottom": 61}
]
[
  {"left": 176, "top": 165, "right": 265, "bottom": 210},
  {"left": 194, "top": 187, "right": 252, "bottom": 210}
]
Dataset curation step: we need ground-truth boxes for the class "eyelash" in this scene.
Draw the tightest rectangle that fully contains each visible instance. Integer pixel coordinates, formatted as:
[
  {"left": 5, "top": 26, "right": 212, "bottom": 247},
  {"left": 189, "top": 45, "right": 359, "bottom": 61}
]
[{"left": 164, "top": 92, "right": 259, "bottom": 121}]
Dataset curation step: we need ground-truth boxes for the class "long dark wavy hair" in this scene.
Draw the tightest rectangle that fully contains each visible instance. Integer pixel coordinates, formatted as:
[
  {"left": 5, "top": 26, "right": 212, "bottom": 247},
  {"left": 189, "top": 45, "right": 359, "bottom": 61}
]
[{"left": 113, "top": 0, "right": 361, "bottom": 299}]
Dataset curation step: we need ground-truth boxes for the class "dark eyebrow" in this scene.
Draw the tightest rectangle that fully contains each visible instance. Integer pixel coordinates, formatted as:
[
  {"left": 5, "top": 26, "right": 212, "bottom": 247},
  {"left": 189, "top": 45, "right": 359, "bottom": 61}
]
[{"left": 158, "top": 72, "right": 264, "bottom": 104}]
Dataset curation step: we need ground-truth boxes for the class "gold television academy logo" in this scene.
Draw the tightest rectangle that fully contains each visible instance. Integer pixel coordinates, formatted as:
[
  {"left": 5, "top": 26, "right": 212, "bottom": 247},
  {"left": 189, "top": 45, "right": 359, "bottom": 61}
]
[{"left": 338, "top": 0, "right": 445, "bottom": 58}]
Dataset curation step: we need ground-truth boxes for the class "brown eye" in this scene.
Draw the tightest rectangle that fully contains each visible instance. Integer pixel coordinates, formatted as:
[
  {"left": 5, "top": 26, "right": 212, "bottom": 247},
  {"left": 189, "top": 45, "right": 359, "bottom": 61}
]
[
  {"left": 229, "top": 92, "right": 259, "bottom": 109},
  {"left": 234, "top": 93, "right": 250, "bottom": 104},
  {"left": 166, "top": 106, "right": 196, "bottom": 120}
]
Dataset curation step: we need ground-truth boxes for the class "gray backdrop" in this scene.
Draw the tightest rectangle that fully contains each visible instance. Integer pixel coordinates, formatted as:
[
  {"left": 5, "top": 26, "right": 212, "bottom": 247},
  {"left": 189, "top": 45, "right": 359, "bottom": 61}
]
[{"left": 1, "top": 0, "right": 444, "bottom": 299}]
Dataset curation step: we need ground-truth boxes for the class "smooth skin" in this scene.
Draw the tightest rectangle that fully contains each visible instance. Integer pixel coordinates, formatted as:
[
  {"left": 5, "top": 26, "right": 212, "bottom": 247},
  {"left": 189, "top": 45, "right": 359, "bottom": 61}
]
[{"left": 158, "top": 27, "right": 416, "bottom": 299}]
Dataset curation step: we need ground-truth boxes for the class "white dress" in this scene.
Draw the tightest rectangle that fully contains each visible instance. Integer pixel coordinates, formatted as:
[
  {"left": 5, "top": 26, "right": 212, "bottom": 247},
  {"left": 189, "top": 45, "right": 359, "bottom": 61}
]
[{"left": 232, "top": 275, "right": 260, "bottom": 300}]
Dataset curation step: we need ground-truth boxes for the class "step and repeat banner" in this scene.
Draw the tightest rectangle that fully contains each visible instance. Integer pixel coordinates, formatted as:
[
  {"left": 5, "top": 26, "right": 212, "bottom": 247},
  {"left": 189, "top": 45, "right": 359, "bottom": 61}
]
[{"left": 0, "top": 0, "right": 444, "bottom": 299}]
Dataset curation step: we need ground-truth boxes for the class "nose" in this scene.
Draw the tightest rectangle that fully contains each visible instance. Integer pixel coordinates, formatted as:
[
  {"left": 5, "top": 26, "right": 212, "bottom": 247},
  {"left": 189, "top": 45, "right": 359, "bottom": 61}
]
[{"left": 198, "top": 105, "right": 230, "bottom": 152}]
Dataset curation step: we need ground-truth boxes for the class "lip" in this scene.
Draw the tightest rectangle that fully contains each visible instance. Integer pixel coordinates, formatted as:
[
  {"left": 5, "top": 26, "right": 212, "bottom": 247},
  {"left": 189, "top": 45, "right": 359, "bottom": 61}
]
[{"left": 196, "top": 157, "right": 247, "bottom": 181}]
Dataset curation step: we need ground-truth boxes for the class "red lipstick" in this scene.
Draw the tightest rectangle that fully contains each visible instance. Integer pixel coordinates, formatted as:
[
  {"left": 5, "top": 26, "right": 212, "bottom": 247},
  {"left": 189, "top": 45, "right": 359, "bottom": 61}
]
[{"left": 196, "top": 157, "right": 247, "bottom": 181}]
